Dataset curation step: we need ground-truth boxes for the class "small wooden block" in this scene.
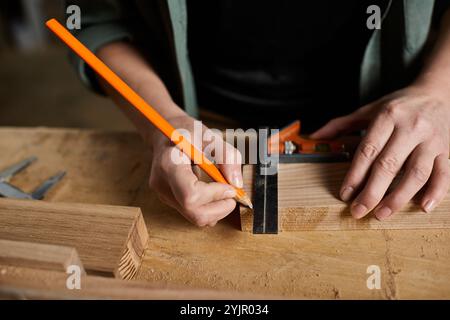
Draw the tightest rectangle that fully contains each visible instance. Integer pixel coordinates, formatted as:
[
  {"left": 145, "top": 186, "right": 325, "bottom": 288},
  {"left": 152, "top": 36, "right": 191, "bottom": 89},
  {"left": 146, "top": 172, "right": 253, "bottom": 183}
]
[
  {"left": 240, "top": 163, "right": 450, "bottom": 232},
  {"left": 0, "top": 239, "right": 85, "bottom": 273},
  {"left": 0, "top": 198, "right": 148, "bottom": 279}
]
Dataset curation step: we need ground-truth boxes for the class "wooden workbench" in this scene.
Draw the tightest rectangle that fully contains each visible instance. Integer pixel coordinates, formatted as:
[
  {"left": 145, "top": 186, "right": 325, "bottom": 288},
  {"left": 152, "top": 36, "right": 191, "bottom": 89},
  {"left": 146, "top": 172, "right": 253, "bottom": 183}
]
[{"left": 1, "top": 127, "right": 449, "bottom": 299}]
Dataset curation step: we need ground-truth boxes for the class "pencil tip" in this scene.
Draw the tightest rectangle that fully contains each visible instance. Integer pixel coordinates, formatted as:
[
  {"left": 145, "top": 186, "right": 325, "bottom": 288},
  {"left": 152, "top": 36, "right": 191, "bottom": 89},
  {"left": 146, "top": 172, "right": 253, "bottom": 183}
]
[{"left": 237, "top": 195, "right": 253, "bottom": 209}]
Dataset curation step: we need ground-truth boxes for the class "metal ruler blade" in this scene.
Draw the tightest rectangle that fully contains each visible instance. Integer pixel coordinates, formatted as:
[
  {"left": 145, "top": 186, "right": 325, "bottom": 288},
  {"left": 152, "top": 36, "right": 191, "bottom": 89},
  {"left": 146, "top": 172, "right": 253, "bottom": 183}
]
[{"left": 253, "top": 161, "right": 278, "bottom": 234}]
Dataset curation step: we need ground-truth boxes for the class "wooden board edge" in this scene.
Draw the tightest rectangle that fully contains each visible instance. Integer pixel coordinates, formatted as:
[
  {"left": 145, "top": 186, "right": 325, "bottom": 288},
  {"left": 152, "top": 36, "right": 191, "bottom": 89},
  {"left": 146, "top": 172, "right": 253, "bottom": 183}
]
[
  {"left": 241, "top": 204, "right": 450, "bottom": 232},
  {"left": 0, "top": 239, "right": 85, "bottom": 274},
  {"left": 240, "top": 207, "right": 254, "bottom": 232},
  {"left": 116, "top": 208, "right": 149, "bottom": 280},
  {"left": 240, "top": 163, "right": 450, "bottom": 232},
  {"left": 0, "top": 265, "right": 276, "bottom": 300}
]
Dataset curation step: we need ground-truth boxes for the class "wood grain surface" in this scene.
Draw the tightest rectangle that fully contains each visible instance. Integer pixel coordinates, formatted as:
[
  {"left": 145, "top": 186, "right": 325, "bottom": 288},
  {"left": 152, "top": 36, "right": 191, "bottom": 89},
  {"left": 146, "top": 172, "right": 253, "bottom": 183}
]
[
  {"left": 1, "top": 128, "right": 449, "bottom": 299},
  {"left": 0, "top": 239, "right": 85, "bottom": 273},
  {"left": 240, "top": 163, "right": 450, "bottom": 232},
  {"left": 0, "top": 197, "right": 148, "bottom": 279}
]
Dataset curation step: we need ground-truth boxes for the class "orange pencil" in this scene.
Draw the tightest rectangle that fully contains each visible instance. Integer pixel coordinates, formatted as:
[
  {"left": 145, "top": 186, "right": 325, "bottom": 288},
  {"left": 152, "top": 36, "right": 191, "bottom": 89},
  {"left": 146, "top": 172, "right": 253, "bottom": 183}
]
[{"left": 45, "top": 19, "right": 252, "bottom": 208}]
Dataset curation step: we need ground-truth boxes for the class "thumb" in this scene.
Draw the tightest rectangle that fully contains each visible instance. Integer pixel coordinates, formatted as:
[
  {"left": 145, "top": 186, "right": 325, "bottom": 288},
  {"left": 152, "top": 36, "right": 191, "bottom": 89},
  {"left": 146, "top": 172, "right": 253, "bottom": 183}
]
[
  {"left": 217, "top": 143, "right": 243, "bottom": 188},
  {"left": 199, "top": 181, "right": 237, "bottom": 202},
  {"left": 310, "top": 114, "right": 365, "bottom": 139},
  {"left": 203, "top": 130, "right": 243, "bottom": 188},
  {"left": 219, "top": 163, "right": 243, "bottom": 189}
]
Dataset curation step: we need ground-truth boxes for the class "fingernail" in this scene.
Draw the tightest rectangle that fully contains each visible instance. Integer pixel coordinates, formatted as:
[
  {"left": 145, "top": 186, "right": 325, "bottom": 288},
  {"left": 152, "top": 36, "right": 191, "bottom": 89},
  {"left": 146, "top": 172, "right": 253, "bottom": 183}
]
[
  {"left": 374, "top": 206, "right": 392, "bottom": 220},
  {"left": 351, "top": 203, "right": 368, "bottom": 219},
  {"left": 340, "top": 186, "right": 354, "bottom": 202},
  {"left": 424, "top": 199, "right": 436, "bottom": 213},
  {"left": 223, "top": 189, "right": 236, "bottom": 198},
  {"left": 232, "top": 173, "right": 243, "bottom": 188}
]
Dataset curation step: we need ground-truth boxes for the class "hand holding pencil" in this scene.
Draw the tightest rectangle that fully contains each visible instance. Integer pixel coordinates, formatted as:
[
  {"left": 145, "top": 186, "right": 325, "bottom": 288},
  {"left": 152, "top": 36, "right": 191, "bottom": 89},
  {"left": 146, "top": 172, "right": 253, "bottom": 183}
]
[{"left": 45, "top": 19, "right": 251, "bottom": 226}]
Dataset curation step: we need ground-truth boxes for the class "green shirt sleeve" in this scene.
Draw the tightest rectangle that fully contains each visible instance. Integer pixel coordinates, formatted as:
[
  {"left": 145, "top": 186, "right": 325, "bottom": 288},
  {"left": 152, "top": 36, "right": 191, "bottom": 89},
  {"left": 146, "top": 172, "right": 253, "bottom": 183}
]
[{"left": 65, "top": 0, "right": 136, "bottom": 94}]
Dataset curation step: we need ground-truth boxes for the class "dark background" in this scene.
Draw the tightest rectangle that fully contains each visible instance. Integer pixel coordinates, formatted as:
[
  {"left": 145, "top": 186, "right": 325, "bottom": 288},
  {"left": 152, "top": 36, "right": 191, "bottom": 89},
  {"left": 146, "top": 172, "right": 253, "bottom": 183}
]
[{"left": 0, "top": 0, "right": 134, "bottom": 130}]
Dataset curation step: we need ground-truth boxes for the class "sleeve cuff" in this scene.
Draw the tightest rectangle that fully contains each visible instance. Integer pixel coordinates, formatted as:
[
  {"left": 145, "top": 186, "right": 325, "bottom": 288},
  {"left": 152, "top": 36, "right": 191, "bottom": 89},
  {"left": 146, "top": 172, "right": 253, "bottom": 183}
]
[{"left": 69, "top": 23, "right": 133, "bottom": 95}]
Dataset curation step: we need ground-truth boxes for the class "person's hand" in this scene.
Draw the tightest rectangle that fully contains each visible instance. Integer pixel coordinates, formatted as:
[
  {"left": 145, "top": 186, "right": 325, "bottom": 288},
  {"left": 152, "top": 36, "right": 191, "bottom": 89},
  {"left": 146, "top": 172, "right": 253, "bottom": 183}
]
[
  {"left": 311, "top": 85, "right": 450, "bottom": 220},
  {"left": 147, "top": 115, "right": 243, "bottom": 227}
]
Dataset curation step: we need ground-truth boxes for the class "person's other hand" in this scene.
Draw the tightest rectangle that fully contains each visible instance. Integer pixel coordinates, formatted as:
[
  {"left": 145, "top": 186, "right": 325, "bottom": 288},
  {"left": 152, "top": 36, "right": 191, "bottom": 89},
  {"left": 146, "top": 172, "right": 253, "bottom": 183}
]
[
  {"left": 147, "top": 115, "right": 242, "bottom": 227},
  {"left": 311, "top": 85, "right": 450, "bottom": 220}
]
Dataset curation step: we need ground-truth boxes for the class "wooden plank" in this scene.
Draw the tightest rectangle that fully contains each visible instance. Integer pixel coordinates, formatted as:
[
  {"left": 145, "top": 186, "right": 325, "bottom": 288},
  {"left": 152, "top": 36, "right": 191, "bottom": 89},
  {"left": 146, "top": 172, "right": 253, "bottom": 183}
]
[
  {"left": 240, "top": 163, "right": 450, "bottom": 232},
  {"left": 0, "top": 198, "right": 148, "bottom": 279},
  {"left": 0, "top": 265, "right": 271, "bottom": 300},
  {"left": 0, "top": 239, "right": 85, "bottom": 273}
]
